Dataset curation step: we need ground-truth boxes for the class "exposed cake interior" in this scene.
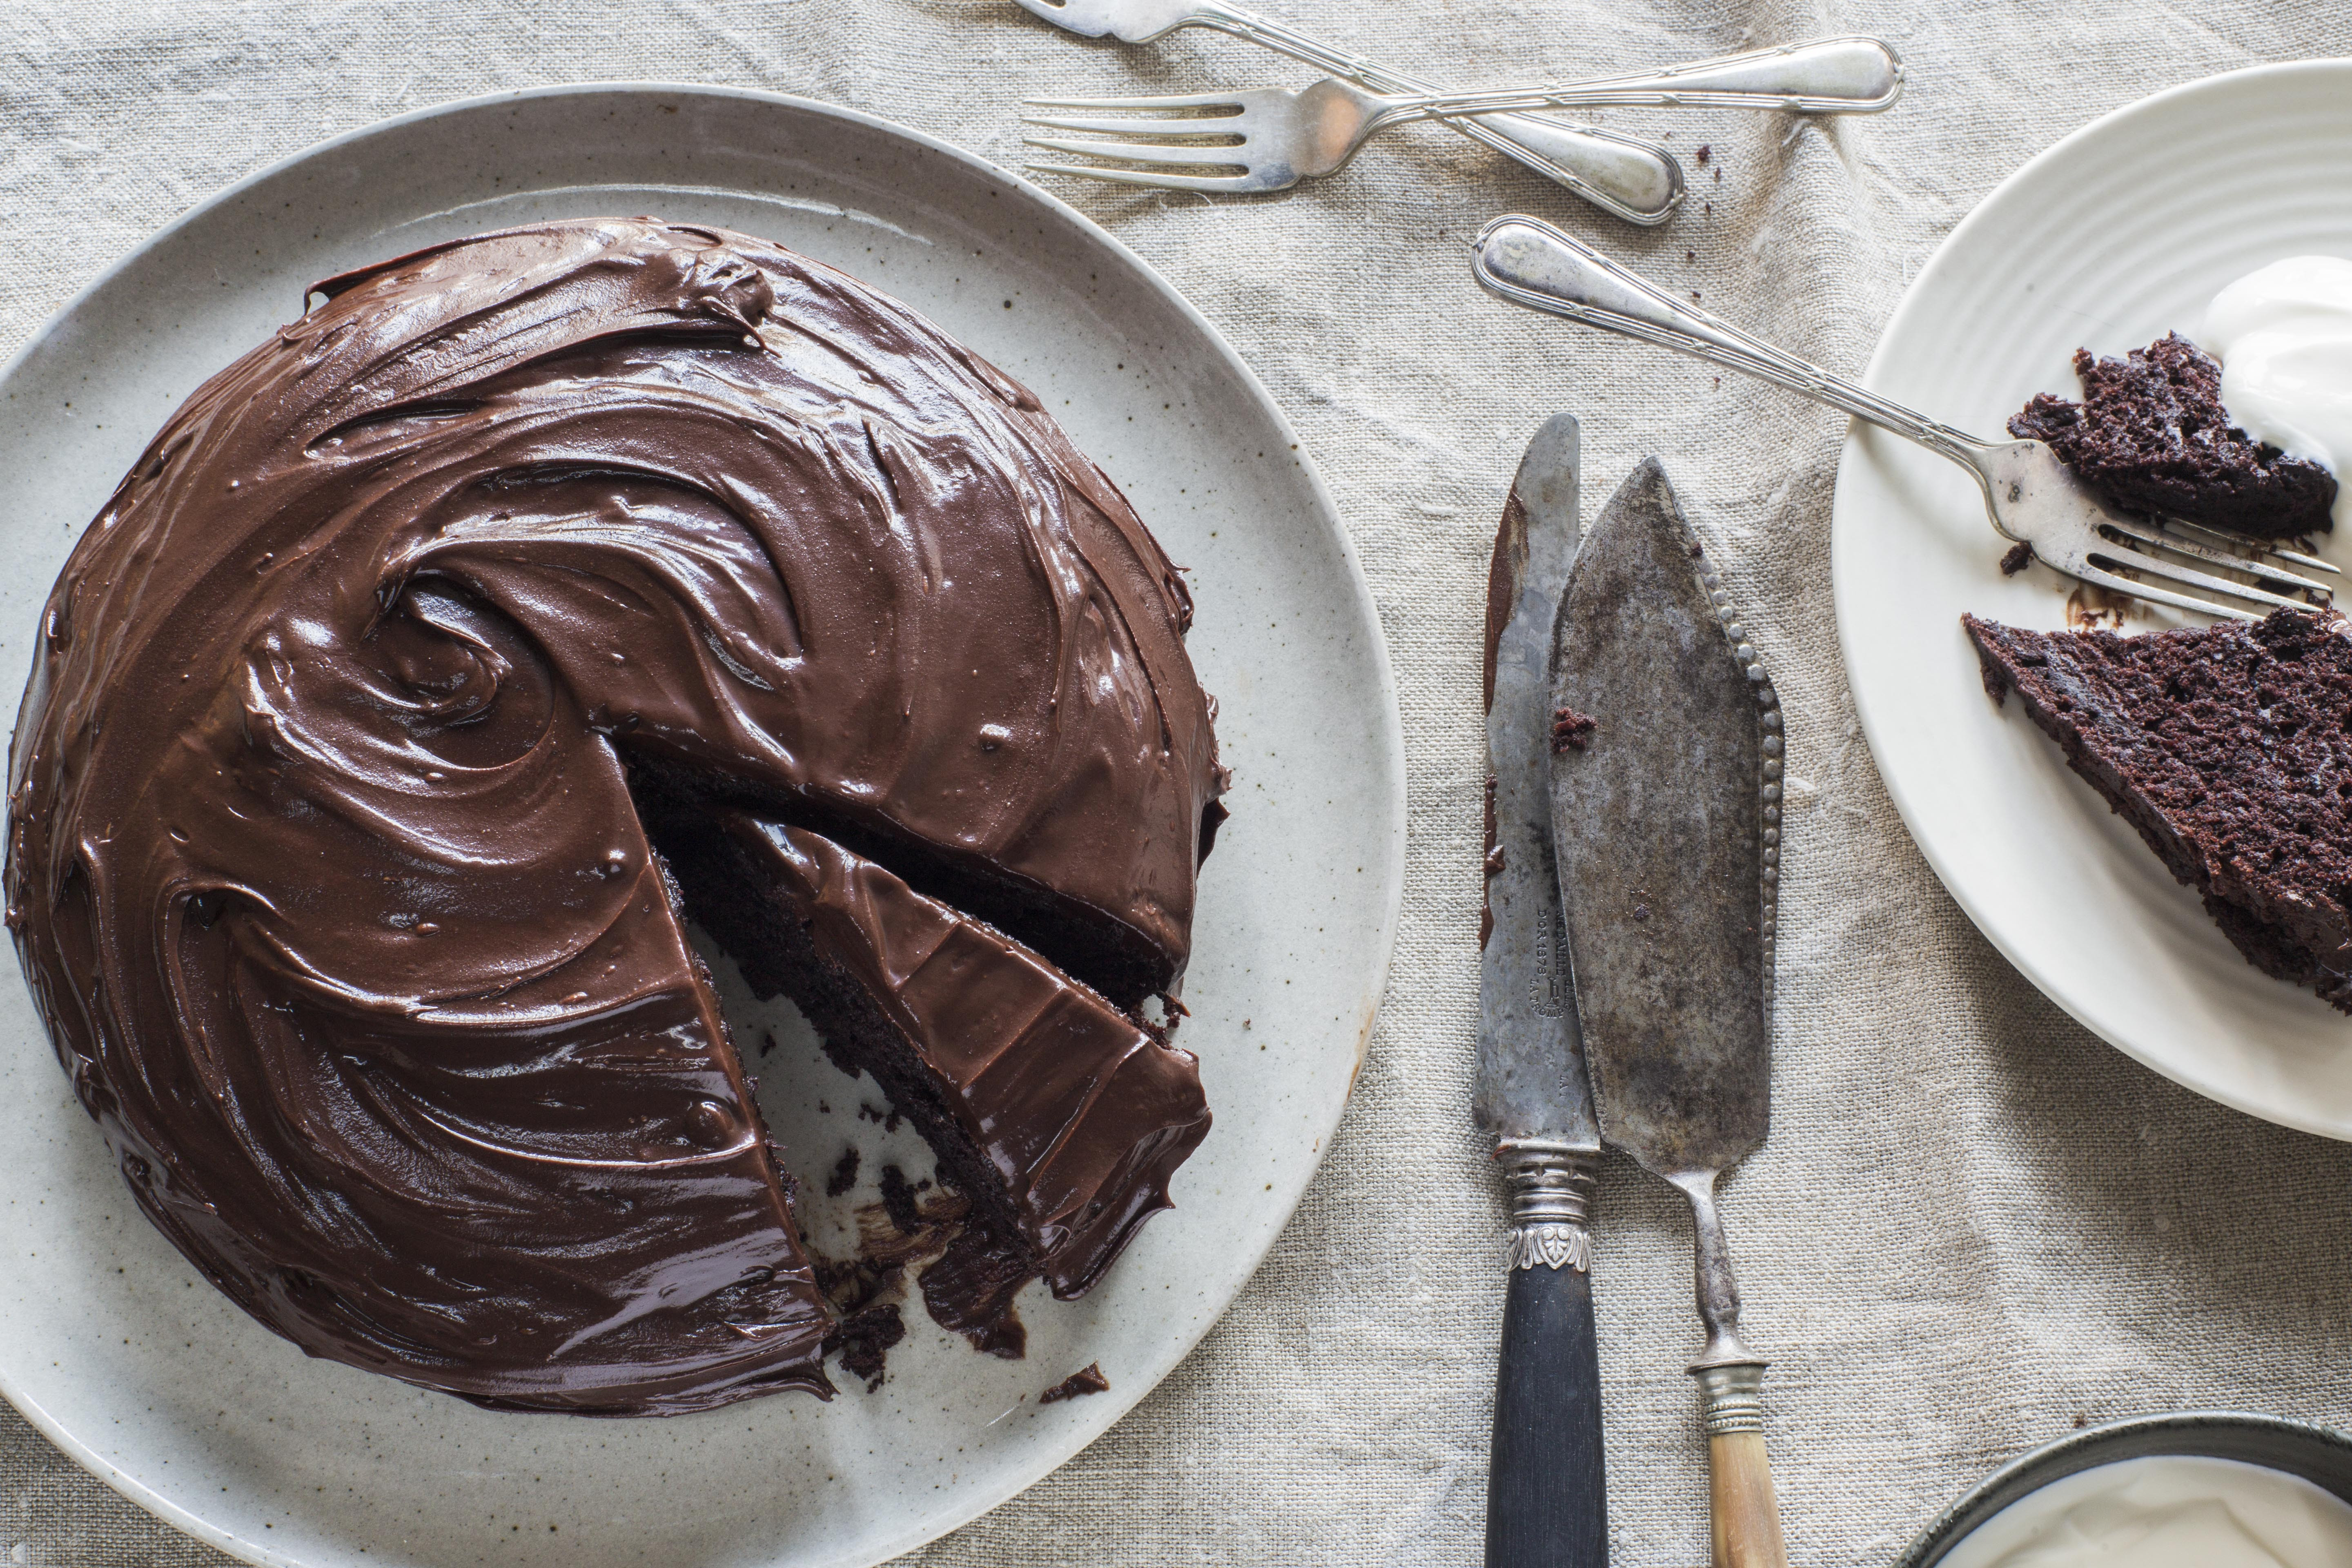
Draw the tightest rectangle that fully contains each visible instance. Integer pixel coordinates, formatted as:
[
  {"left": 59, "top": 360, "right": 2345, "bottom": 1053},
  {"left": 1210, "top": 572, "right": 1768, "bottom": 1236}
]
[
  {"left": 644, "top": 796, "right": 1212, "bottom": 1355},
  {"left": 626, "top": 751, "right": 1177, "bottom": 1011},
  {"left": 1964, "top": 607, "right": 2352, "bottom": 1010},
  {"left": 2009, "top": 333, "right": 2337, "bottom": 539}
]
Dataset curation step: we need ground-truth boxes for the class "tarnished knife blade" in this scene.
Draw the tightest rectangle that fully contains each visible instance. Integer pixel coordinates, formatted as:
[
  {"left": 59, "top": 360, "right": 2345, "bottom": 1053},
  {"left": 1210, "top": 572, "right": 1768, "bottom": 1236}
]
[
  {"left": 1478, "top": 414, "right": 1607, "bottom": 1568},
  {"left": 1477, "top": 411, "right": 1599, "bottom": 1157},
  {"left": 1550, "top": 459, "right": 1788, "bottom": 1568}
]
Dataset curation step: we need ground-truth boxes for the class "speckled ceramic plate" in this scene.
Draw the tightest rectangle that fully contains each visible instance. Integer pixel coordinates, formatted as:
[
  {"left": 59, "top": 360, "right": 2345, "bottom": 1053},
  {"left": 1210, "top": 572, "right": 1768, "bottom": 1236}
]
[
  {"left": 1833, "top": 61, "right": 2352, "bottom": 1140},
  {"left": 0, "top": 85, "right": 1403, "bottom": 1568}
]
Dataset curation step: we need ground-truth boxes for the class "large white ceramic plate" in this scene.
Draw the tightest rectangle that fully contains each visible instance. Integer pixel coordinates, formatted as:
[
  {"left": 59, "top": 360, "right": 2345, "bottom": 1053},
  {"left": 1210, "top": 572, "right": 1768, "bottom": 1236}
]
[
  {"left": 0, "top": 85, "right": 1403, "bottom": 1567},
  {"left": 1833, "top": 61, "right": 2352, "bottom": 1139}
]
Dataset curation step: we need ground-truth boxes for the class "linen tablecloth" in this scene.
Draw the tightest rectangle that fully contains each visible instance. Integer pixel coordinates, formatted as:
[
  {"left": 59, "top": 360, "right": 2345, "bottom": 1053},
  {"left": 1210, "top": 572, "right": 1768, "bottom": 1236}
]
[{"left": 6, "top": 2, "right": 2352, "bottom": 1563}]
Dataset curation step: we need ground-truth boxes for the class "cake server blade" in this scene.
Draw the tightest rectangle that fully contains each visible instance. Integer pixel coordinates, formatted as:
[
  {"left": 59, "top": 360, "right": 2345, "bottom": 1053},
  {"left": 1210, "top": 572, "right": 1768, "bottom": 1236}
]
[
  {"left": 1550, "top": 459, "right": 1788, "bottom": 1568},
  {"left": 1474, "top": 413, "right": 1606, "bottom": 1568}
]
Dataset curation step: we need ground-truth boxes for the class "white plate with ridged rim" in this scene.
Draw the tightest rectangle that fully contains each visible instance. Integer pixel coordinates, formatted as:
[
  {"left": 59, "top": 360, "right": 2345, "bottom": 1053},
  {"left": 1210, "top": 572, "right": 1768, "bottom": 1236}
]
[
  {"left": 0, "top": 85, "right": 1403, "bottom": 1567},
  {"left": 1833, "top": 60, "right": 2352, "bottom": 1139}
]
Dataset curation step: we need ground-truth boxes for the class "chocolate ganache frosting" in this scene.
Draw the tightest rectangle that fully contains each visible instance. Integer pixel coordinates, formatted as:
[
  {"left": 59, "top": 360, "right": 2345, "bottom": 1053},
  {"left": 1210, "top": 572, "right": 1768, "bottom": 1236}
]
[{"left": 5, "top": 218, "right": 1225, "bottom": 1414}]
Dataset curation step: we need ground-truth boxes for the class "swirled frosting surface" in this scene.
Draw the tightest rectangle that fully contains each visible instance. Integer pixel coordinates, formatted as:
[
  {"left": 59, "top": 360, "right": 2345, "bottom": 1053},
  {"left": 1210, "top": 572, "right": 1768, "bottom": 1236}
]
[{"left": 4, "top": 218, "right": 1222, "bottom": 1414}]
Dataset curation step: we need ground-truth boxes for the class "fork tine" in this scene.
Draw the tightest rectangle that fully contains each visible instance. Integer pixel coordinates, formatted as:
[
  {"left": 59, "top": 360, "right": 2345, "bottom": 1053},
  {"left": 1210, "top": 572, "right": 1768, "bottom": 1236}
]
[
  {"left": 1023, "top": 136, "right": 1250, "bottom": 168},
  {"left": 2154, "top": 514, "right": 2341, "bottom": 574},
  {"left": 1020, "top": 112, "right": 1245, "bottom": 138},
  {"left": 2071, "top": 560, "right": 2263, "bottom": 623},
  {"left": 2098, "top": 515, "right": 2338, "bottom": 597},
  {"left": 1022, "top": 90, "right": 1250, "bottom": 112},
  {"left": 2084, "top": 542, "right": 2313, "bottom": 614},
  {"left": 1022, "top": 162, "right": 1268, "bottom": 194}
]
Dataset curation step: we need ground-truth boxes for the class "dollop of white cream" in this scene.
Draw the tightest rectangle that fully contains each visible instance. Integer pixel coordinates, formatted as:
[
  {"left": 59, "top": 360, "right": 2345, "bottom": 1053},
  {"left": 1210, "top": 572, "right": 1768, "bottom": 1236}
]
[
  {"left": 2201, "top": 255, "right": 2352, "bottom": 528},
  {"left": 1936, "top": 1454, "right": 2352, "bottom": 1568}
]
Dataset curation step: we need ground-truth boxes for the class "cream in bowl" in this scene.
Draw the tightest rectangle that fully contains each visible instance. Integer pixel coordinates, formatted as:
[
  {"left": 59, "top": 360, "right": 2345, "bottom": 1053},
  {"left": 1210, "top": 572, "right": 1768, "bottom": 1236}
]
[
  {"left": 1936, "top": 1453, "right": 2352, "bottom": 1568},
  {"left": 1894, "top": 1414, "right": 2352, "bottom": 1568}
]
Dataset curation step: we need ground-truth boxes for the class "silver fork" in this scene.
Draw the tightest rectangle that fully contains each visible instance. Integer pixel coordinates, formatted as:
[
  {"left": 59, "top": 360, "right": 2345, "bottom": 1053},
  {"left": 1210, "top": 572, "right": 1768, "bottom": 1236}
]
[
  {"left": 1008, "top": 0, "right": 1685, "bottom": 223},
  {"left": 1470, "top": 216, "right": 2338, "bottom": 621},
  {"left": 1024, "top": 37, "right": 1902, "bottom": 195}
]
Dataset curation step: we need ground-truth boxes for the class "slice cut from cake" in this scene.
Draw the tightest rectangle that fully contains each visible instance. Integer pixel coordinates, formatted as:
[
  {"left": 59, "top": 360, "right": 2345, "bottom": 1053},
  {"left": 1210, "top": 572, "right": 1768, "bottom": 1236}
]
[
  {"left": 2008, "top": 333, "right": 2337, "bottom": 539},
  {"left": 1964, "top": 607, "right": 2352, "bottom": 1010},
  {"left": 654, "top": 808, "right": 1212, "bottom": 1352}
]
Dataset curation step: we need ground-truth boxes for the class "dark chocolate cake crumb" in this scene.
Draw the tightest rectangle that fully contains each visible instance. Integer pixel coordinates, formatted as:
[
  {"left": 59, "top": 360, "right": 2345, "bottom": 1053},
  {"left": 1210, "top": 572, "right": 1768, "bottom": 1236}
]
[
  {"left": 1038, "top": 1362, "right": 1111, "bottom": 1404},
  {"left": 1963, "top": 606, "right": 2352, "bottom": 1010},
  {"left": 825, "top": 1146, "right": 861, "bottom": 1198},
  {"left": 878, "top": 1163, "right": 923, "bottom": 1236},
  {"left": 920, "top": 1226, "right": 1029, "bottom": 1360},
  {"left": 759, "top": 1029, "right": 777, "bottom": 1058},
  {"left": 1551, "top": 707, "right": 1598, "bottom": 753},
  {"left": 825, "top": 1303, "right": 906, "bottom": 1392},
  {"left": 1999, "top": 542, "right": 2033, "bottom": 576},
  {"left": 2008, "top": 333, "right": 2336, "bottom": 539}
]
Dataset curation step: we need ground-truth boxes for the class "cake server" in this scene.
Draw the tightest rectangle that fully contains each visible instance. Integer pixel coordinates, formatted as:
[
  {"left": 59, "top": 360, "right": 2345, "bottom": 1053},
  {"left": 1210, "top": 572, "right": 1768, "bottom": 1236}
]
[
  {"left": 1477, "top": 413, "right": 1607, "bottom": 1568},
  {"left": 1006, "top": 0, "right": 1683, "bottom": 223},
  {"left": 1470, "top": 215, "right": 2338, "bottom": 623},
  {"left": 1549, "top": 461, "right": 1788, "bottom": 1568}
]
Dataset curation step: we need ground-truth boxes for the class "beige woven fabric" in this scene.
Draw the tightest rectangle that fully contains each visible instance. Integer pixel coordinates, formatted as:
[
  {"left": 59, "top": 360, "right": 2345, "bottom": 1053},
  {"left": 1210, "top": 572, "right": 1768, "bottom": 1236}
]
[{"left": 6, "top": 2, "right": 2352, "bottom": 1564}]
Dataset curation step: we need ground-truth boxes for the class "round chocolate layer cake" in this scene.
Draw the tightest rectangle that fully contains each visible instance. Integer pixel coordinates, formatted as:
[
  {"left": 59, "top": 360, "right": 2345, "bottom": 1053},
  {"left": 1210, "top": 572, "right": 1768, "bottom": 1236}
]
[{"left": 4, "top": 219, "right": 1224, "bottom": 1414}]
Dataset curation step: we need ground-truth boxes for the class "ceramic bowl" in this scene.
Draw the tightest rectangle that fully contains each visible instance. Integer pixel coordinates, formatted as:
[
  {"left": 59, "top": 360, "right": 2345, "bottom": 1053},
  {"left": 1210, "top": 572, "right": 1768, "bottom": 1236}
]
[{"left": 1895, "top": 1410, "right": 2352, "bottom": 1567}]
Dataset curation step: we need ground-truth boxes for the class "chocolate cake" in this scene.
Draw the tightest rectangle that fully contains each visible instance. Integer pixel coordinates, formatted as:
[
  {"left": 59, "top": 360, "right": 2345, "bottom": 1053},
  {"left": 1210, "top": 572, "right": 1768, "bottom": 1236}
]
[
  {"left": 1963, "top": 608, "right": 2352, "bottom": 1009},
  {"left": 655, "top": 810, "right": 1209, "bottom": 1353},
  {"left": 4, "top": 219, "right": 1224, "bottom": 1414},
  {"left": 2008, "top": 333, "right": 2336, "bottom": 539}
]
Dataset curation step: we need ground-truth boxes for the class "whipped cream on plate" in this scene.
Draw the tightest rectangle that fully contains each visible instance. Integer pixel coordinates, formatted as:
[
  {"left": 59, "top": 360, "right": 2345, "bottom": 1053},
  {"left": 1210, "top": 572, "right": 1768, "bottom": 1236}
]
[
  {"left": 2202, "top": 254, "right": 2352, "bottom": 528},
  {"left": 1936, "top": 1454, "right": 2352, "bottom": 1568}
]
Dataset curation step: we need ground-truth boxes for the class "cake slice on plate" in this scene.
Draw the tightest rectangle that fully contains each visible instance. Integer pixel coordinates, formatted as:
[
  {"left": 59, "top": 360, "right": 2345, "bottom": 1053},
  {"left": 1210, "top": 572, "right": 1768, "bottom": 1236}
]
[
  {"left": 2009, "top": 333, "right": 2336, "bottom": 539},
  {"left": 1964, "top": 607, "right": 2352, "bottom": 1011}
]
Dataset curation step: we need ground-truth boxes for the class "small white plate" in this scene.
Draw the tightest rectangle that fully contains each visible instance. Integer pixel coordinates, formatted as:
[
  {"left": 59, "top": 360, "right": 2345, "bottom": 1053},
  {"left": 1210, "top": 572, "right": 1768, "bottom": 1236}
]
[
  {"left": 0, "top": 85, "right": 1404, "bottom": 1567},
  {"left": 1833, "top": 60, "right": 2352, "bottom": 1140}
]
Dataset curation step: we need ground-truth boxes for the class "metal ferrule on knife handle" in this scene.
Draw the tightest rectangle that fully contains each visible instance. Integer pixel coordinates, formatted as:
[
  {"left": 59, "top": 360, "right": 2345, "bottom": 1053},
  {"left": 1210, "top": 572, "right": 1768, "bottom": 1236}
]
[{"left": 1497, "top": 1137, "right": 1595, "bottom": 1273}]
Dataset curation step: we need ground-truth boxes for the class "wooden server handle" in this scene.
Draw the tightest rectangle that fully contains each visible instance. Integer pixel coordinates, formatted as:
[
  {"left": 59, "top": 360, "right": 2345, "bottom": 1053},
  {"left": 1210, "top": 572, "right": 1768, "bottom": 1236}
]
[{"left": 1693, "top": 1362, "right": 1786, "bottom": 1568}]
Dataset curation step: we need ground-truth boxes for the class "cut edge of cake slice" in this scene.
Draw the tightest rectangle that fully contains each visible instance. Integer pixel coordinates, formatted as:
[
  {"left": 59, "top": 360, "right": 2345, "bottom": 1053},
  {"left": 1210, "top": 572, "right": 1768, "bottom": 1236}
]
[
  {"left": 1962, "top": 607, "right": 2352, "bottom": 1012},
  {"left": 648, "top": 805, "right": 1212, "bottom": 1358}
]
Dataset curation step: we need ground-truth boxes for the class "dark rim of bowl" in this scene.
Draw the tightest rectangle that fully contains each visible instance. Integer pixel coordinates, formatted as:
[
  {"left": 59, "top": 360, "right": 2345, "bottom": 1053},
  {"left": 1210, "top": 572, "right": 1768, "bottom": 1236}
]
[{"left": 1895, "top": 1410, "right": 2352, "bottom": 1568}]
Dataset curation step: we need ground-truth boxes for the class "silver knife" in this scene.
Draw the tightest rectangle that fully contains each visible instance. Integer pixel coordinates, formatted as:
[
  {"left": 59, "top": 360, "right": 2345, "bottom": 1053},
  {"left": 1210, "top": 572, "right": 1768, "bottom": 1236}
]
[
  {"left": 1549, "top": 460, "right": 1788, "bottom": 1568},
  {"left": 1476, "top": 413, "right": 1607, "bottom": 1568}
]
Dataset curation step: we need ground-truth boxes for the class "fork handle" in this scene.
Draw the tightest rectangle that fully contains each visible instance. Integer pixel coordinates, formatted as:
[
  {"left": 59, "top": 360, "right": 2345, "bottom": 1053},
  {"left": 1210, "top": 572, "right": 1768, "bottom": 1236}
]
[
  {"left": 1188, "top": 1, "right": 1684, "bottom": 224},
  {"left": 1470, "top": 214, "right": 1987, "bottom": 467},
  {"left": 1405, "top": 36, "right": 1904, "bottom": 118}
]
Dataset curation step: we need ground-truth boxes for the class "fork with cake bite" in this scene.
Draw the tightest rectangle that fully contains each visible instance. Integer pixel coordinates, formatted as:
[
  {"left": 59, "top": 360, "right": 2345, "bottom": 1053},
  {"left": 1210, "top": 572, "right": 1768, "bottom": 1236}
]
[{"left": 1470, "top": 214, "right": 2337, "bottom": 621}]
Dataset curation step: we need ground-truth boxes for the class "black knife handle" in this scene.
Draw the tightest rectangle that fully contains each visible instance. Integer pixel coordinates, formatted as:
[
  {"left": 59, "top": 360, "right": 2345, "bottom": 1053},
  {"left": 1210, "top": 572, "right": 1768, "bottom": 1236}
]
[{"left": 1486, "top": 1145, "right": 1607, "bottom": 1568}]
